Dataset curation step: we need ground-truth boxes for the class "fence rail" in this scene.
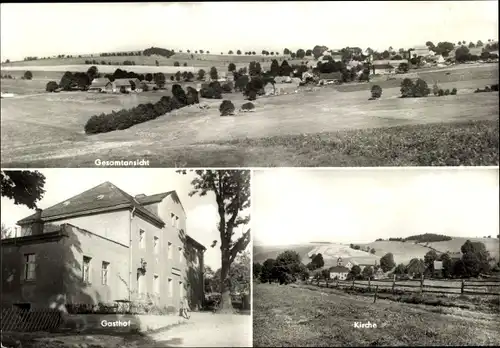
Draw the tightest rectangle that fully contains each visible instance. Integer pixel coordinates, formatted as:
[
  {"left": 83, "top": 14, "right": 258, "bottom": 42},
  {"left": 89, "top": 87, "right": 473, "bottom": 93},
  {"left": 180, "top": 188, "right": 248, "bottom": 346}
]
[
  {"left": 308, "top": 275, "right": 500, "bottom": 297},
  {"left": 1, "top": 308, "right": 62, "bottom": 332}
]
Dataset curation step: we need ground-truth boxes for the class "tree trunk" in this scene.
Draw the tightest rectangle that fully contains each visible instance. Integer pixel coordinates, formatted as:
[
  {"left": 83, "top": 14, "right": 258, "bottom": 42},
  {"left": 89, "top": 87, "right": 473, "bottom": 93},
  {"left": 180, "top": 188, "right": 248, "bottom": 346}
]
[{"left": 219, "top": 258, "right": 233, "bottom": 313}]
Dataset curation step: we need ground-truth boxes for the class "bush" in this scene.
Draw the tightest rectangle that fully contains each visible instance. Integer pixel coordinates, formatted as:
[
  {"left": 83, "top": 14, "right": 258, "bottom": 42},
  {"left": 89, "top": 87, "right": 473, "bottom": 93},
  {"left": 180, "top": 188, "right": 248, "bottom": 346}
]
[
  {"left": 171, "top": 84, "right": 188, "bottom": 106},
  {"left": 444, "top": 89, "right": 450, "bottom": 96},
  {"left": 186, "top": 86, "right": 199, "bottom": 105},
  {"left": 241, "top": 102, "right": 255, "bottom": 111},
  {"left": 219, "top": 100, "right": 235, "bottom": 116},
  {"left": 247, "top": 89, "right": 257, "bottom": 101},
  {"left": 370, "top": 85, "right": 382, "bottom": 99},
  {"left": 46, "top": 81, "right": 59, "bottom": 92},
  {"left": 438, "top": 89, "right": 444, "bottom": 96},
  {"left": 491, "top": 84, "right": 499, "bottom": 92},
  {"left": 24, "top": 71, "right": 33, "bottom": 80},
  {"left": 200, "top": 87, "right": 222, "bottom": 99},
  {"left": 400, "top": 78, "right": 414, "bottom": 98},
  {"left": 412, "top": 78, "right": 430, "bottom": 97},
  {"left": 450, "top": 88, "right": 457, "bottom": 95},
  {"left": 222, "top": 82, "right": 233, "bottom": 93}
]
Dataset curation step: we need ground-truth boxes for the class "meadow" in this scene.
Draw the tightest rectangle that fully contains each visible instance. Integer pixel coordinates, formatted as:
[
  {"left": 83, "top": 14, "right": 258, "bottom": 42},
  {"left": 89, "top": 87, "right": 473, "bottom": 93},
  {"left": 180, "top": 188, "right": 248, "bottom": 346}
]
[
  {"left": 1, "top": 64, "right": 498, "bottom": 167},
  {"left": 253, "top": 283, "right": 500, "bottom": 347}
]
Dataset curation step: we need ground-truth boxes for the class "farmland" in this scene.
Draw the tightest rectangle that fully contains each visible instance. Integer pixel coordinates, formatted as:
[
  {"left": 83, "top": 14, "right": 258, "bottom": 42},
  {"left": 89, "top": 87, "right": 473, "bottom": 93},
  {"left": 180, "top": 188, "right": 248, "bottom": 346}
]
[
  {"left": 253, "top": 283, "right": 500, "bottom": 347},
  {"left": 1, "top": 64, "right": 498, "bottom": 167}
]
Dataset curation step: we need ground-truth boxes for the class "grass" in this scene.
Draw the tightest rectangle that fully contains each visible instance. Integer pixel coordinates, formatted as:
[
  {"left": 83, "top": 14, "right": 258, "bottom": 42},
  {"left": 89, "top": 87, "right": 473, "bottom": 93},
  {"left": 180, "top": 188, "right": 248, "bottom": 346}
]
[
  {"left": 1, "top": 65, "right": 498, "bottom": 167},
  {"left": 253, "top": 283, "right": 500, "bottom": 347}
]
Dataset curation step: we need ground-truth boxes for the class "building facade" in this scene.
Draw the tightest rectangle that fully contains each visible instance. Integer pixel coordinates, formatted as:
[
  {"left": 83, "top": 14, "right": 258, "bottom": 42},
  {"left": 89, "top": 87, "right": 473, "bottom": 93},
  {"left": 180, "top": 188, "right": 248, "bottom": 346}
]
[{"left": 1, "top": 182, "right": 205, "bottom": 312}]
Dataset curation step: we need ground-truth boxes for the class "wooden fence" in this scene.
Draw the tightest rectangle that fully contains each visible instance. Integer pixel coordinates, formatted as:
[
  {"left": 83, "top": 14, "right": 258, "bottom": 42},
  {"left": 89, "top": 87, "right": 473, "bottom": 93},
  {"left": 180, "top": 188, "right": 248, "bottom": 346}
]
[
  {"left": 1, "top": 308, "right": 63, "bottom": 332},
  {"left": 308, "top": 275, "right": 500, "bottom": 297}
]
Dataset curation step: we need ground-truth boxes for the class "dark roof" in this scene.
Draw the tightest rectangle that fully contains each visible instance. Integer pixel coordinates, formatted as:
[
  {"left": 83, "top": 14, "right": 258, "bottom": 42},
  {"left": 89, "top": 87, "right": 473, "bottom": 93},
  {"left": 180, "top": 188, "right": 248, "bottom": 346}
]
[
  {"left": 186, "top": 234, "right": 206, "bottom": 251},
  {"left": 136, "top": 191, "right": 174, "bottom": 205},
  {"left": 17, "top": 182, "right": 165, "bottom": 227},
  {"left": 113, "top": 78, "right": 138, "bottom": 87},
  {"left": 329, "top": 266, "right": 350, "bottom": 273}
]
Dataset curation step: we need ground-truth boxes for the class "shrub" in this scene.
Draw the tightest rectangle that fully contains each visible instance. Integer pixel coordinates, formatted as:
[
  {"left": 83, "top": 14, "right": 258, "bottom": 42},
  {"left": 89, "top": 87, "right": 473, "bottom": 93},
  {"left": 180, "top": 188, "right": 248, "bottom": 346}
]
[
  {"left": 186, "top": 86, "right": 199, "bottom": 105},
  {"left": 171, "top": 84, "right": 188, "bottom": 106},
  {"left": 444, "top": 89, "right": 450, "bottom": 96},
  {"left": 412, "top": 78, "right": 430, "bottom": 97},
  {"left": 438, "top": 89, "right": 444, "bottom": 96},
  {"left": 400, "top": 78, "right": 414, "bottom": 98},
  {"left": 24, "top": 71, "right": 33, "bottom": 80},
  {"left": 450, "top": 88, "right": 457, "bottom": 95},
  {"left": 46, "top": 81, "right": 59, "bottom": 92},
  {"left": 222, "top": 82, "right": 233, "bottom": 93},
  {"left": 432, "top": 82, "right": 439, "bottom": 96},
  {"left": 370, "top": 85, "right": 382, "bottom": 99},
  {"left": 491, "top": 84, "right": 499, "bottom": 92},
  {"left": 241, "top": 102, "right": 255, "bottom": 111},
  {"left": 174, "top": 61, "right": 180, "bottom": 67},
  {"left": 247, "top": 89, "right": 257, "bottom": 101},
  {"left": 219, "top": 100, "right": 235, "bottom": 116}
]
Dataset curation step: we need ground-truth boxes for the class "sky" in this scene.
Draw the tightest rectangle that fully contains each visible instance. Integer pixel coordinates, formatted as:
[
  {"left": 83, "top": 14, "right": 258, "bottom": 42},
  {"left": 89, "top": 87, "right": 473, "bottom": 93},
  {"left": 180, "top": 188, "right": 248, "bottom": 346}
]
[
  {"left": 253, "top": 168, "right": 500, "bottom": 246},
  {"left": 1, "top": 1, "right": 498, "bottom": 62},
  {"left": 0, "top": 169, "right": 250, "bottom": 270}
]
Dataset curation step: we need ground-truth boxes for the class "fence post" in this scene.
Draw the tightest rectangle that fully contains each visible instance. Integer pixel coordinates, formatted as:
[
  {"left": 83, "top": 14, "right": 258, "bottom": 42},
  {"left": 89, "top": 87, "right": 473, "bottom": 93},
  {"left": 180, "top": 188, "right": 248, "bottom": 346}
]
[
  {"left": 368, "top": 278, "right": 371, "bottom": 291},
  {"left": 461, "top": 279, "right": 465, "bottom": 294},
  {"left": 374, "top": 285, "right": 378, "bottom": 303},
  {"left": 392, "top": 274, "right": 396, "bottom": 294},
  {"left": 420, "top": 274, "right": 424, "bottom": 294},
  {"left": 352, "top": 279, "right": 355, "bottom": 290}
]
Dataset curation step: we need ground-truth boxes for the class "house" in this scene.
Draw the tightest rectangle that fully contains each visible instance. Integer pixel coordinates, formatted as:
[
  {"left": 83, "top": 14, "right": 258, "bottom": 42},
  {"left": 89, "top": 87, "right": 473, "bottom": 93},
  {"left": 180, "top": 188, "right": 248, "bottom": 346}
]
[
  {"left": 329, "top": 266, "right": 349, "bottom": 280},
  {"left": 264, "top": 82, "right": 275, "bottom": 96},
  {"left": 88, "top": 78, "right": 111, "bottom": 93},
  {"left": 319, "top": 72, "right": 342, "bottom": 83},
  {"left": 1, "top": 182, "right": 206, "bottom": 312},
  {"left": 412, "top": 45, "right": 431, "bottom": 57},
  {"left": 373, "top": 268, "right": 385, "bottom": 280}
]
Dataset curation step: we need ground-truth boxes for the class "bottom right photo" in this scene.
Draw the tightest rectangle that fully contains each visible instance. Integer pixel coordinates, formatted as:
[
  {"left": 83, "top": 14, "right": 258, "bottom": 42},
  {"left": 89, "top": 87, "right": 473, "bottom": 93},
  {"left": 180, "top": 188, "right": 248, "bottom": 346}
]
[{"left": 252, "top": 167, "right": 500, "bottom": 347}]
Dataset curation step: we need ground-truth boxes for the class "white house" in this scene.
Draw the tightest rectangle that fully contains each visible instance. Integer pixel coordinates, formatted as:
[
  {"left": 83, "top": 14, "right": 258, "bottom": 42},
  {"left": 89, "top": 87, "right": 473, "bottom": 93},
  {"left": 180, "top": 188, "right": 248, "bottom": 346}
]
[{"left": 329, "top": 266, "right": 350, "bottom": 280}]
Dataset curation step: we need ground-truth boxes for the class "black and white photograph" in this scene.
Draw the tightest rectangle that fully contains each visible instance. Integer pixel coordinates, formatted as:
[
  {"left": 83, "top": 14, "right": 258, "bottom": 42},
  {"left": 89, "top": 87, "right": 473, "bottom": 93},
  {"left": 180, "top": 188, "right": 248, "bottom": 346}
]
[
  {"left": 0, "top": 169, "right": 251, "bottom": 348},
  {"left": 1, "top": 1, "right": 498, "bottom": 168},
  {"left": 253, "top": 168, "right": 500, "bottom": 347}
]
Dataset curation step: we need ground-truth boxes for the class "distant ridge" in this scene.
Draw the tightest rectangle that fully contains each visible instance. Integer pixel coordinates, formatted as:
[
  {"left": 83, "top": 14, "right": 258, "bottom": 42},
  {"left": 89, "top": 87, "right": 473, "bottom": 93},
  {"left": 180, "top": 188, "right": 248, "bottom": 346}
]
[{"left": 310, "top": 241, "right": 334, "bottom": 244}]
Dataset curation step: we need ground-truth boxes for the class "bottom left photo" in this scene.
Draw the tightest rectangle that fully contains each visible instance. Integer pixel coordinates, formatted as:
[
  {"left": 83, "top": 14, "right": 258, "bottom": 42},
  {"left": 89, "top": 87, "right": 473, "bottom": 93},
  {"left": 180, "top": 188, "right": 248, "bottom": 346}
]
[{"left": 0, "top": 168, "right": 252, "bottom": 348}]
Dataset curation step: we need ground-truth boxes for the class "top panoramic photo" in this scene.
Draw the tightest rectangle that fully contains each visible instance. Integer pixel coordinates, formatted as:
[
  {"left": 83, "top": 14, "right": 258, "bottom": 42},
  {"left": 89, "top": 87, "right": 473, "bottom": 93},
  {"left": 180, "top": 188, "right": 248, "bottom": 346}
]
[{"left": 1, "top": 1, "right": 498, "bottom": 168}]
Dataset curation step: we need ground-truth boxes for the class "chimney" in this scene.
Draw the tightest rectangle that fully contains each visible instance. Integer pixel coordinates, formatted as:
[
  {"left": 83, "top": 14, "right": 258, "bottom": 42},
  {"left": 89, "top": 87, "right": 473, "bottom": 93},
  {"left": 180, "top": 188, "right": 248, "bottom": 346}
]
[{"left": 32, "top": 208, "right": 44, "bottom": 235}]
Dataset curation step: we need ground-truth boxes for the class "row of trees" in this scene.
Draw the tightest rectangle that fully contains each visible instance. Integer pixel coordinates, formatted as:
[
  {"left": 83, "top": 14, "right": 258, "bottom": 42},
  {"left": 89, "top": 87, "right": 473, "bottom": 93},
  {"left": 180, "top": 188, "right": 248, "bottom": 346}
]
[{"left": 349, "top": 244, "right": 376, "bottom": 254}]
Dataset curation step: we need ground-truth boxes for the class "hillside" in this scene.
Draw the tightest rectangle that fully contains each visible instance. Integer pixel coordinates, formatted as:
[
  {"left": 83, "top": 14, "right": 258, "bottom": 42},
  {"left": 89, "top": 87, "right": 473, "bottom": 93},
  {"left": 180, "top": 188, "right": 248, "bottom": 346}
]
[{"left": 254, "top": 237, "right": 500, "bottom": 267}]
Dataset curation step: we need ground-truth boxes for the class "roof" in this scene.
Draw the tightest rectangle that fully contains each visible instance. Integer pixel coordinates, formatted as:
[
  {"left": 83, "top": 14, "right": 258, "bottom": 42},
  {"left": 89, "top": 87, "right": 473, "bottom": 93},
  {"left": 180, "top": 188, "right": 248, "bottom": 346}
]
[
  {"left": 113, "top": 78, "right": 136, "bottom": 87},
  {"left": 17, "top": 182, "right": 165, "bottom": 227},
  {"left": 329, "top": 266, "right": 350, "bottom": 273},
  {"left": 186, "top": 234, "right": 206, "bottom": 251},
  {"left": 319, "top": 72, "right": 342, "bottom": 80},
  {"left": 89, "top": 78, "right": 110, "bottom": 88}
]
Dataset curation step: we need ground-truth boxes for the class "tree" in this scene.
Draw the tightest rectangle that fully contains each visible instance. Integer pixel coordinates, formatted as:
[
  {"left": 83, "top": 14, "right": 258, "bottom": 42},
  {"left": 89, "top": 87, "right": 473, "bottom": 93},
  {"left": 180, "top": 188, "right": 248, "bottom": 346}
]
[
  {"left": 280, "top": 60, "right": 292, "bottom": 77},
  {"left": 177, "top": 170, "right": 250, "bottom": 311},
  {"left": 296, "top": 49, "right": 306, "bottom": 59},
  {"left": 186, "top": 71, "right": 194, "bottom": 81},
  {"left": 46, "top": 81, "right": 59, "bottom": 92},
  {"left": 477, "top": 40, "right": 483, "bottom": 47},
  {"left": 398, "top": 62, "right": 409, "bottom": 73},
  {"left": 370, "top": 85, "right": 382, "bottom": 99},
  {"left": 460, "top": 240, "right": 491, "bottom": 277},
  {"left": 86, "top": 66, "right": 98, "bottom": 81},
  {"left": 270, "top": 59, "right": 280, "bottom": 76},
  {"left": 312, "top": 45, "right": 328, "bottom": 59},
  {"left": 283, "top": 48, "right": 290, "bottom": 55},
  {"left": 154, "top": 72, "right": 166, "bottom": 88},
  {"left": 237, "top": 50, "right": 242, "bottom": 55},
  {"left": 260, "top": 258, "right": 275, "bottom": 283},
  {"left": 382, "top": 50, "right": 390, "bottom": 59},
  {"left": 311, "top": 253, "right": 324, "bottom": 269},
  {"left": 197, "top": 69, "right": 206, "bottom": 81},
  {"left": 228, "top": 50, "right": 234, "bottom": 55},
  {"left": 380, "top": 253, "right": 395, "bottom": 272},
  {"left": 1, "top": 171, "right": 46, "bottom": 209},
  {"left": 349, "top": 265, "right": 362, "bottom": 279},
  {"left": 305, "top": 49, "right": 312, "bottom": 56},
  {"left": 469, "top": 42, "right": 476, "bottom": 48},
  {"left": 24, "top": 71, "right": 33, "bottom": 80},
  {"left": 455, "top": 46, "right": 470, "bottom": 62},
  {"left": 253, "top": 262, "right": 262, "bottom": 280},
  {"left": 362, "top": 266, "right": 374, "bottom": 279},
  {"left": 394, "top": 263, "right": 406, "bottom": 275},
  {"left": 413, "top": 78, "right": 430, "bottom": 97},
  {"left": 228, "top": 63, "right": 236, "bottom": 72},
  {"left": 210, "top": 67, "right": 218, "bottom": 80},
  {"left": 400, "top": 78, "right": 414, "bottom": 97},
  {"left": 175, "top": 71, "right": 181, "bottom": 82},
  {"left": 174, "top": 61, "right": 180, "bottom": 67},
  {"left": 424, "top": 250, "right": 439, "bottom": 274},
  {"left": 439, "top": 253, "right": 453, "bottom": 278},
  {"left": 145, "top": 73, "right": 153, "bottom": 82},
  {"left": 249, "top": 62, "right": 261, "bottom": 76},
  {"left": 370, "top": 248, "right": 376, "bottom": 254}
]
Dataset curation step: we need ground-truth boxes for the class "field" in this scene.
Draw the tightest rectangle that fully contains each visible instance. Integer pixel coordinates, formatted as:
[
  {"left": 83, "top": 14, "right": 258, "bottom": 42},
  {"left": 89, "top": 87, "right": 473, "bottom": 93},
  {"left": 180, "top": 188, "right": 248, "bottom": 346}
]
[
  {"left": 253, "top": 283, "right": 500, "bottom": 346},
  {"left": 1, "top": 64, "right": 498, "bottom": 167},
  {"left": 254, "top": 237, "right": 500, "bottom": 266}
]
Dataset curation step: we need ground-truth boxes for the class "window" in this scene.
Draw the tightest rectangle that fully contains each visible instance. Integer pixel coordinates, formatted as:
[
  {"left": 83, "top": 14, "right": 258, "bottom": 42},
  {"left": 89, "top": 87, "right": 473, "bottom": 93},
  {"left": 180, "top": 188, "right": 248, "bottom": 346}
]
[
  {"left": 23, "top": 254, "right": 36, "bottom": 281},
  {"left": 153, "top": 236, "right": 159, "bottom": 254},
  {"left": 175, "top": 216, "right": 179, "bottom": 229},
  {"left": 137, "top": 272, "right": 144, "bottom": 296},
  {"left": 167, "top": 278, "right": 173, "bottom": 297},
  {"left": 139, "top": 229, "right": 145, "bottom": 249},
  {"left": 83, "top": 256, "right": 92, "bottom": 284},
  {"left": 178, "top": 247, "right": 183, "bottom": 263},
  {"left": 170, "top": 213, "right": 175, "bottom": 227},
  {"left": 101, "top": 261, "right": 110, "bottom": 285},
  {"left": 153, "top": 275, "right": 159, "bottom": 295},
  {"left": 179, "top": 281, "right": 183, "bottom": 299},
  {"left": 167, "top": 242, "right": 172, "bottom": 259}
]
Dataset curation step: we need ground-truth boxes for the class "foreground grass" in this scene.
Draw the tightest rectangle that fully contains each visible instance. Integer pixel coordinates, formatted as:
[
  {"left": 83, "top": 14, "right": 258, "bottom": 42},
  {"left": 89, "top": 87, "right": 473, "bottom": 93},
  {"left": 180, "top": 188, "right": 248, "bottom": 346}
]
[
  {"left": 253, "top": 283, "right": 500, "bottom": 347},
  {"left": 4, "top": 118, "right": 498, "bottom": 167}
]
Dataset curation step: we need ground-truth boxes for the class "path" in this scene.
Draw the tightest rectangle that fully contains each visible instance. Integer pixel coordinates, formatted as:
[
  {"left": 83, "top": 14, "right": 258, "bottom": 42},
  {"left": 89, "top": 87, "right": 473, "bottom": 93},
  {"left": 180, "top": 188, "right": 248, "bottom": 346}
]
[{"left": 149, "top": 312, "right": 251, "bottom": 347}]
